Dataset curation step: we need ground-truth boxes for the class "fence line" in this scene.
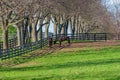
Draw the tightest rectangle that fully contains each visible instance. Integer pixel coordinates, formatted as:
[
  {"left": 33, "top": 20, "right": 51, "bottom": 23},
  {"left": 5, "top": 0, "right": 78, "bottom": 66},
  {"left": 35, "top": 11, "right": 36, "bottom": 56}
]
[
  {"left": 52, "top": 33, "right": 107, "bottom": 41},
  {"left": 0, "top": 38, "right": 48, "bottom": 60},
  {"left": 0, "top": 37, "right": 17, "bottom": 50},
  {"left": 0, "top": 33, "right": 114, "bottom": 60}
]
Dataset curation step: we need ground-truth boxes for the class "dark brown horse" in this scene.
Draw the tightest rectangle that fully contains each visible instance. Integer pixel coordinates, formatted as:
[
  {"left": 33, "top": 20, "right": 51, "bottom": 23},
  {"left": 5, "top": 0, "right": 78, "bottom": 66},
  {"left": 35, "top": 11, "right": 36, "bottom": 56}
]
[{"left": 54, "top": 36, "right": 70, "bottom": 47}]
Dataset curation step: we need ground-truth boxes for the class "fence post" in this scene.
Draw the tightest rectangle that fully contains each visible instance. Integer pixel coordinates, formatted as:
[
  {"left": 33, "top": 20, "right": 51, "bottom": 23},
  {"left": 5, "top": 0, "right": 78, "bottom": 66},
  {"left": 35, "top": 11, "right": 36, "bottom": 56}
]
[
  {"left": 94, "top": 33, "right": 96, "bottom": 41},
  {"left": 0, "top": 44, "right": 1, "bottom": 58},
  {"left": 105, "top": 33, "right": 107, "bottom": 41},
  {"left": 40, "top": 39, "right": 42, "bottom": 48},
  {"left": 42, "top": 39, "right": 44, "bottom": 47}
]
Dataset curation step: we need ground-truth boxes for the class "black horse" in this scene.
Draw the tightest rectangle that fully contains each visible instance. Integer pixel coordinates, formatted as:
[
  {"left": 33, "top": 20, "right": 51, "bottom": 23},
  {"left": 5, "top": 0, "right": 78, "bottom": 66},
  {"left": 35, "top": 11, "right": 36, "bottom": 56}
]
[{"left": 54, "top": 36, "right": 70, "bottom": 47}]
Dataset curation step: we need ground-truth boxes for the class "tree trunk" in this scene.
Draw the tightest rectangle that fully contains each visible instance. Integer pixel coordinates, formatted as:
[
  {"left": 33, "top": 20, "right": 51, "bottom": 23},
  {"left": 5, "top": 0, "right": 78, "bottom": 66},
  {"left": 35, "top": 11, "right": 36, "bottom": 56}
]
[
  {"left": 53, "top": 22, "right": 57, "bottom": 36},
  {"left": 65, "top": 20, "right": 69, "bottom": 36},
  {"left": 58, "top": 24, "right": 62, "bottom": 35},
  {"left": 37, "top": 29, "right": 41, "bottom": 40},
  {"left": 31, "top": 22, "right": 37, "bottom": 42},
  {"left": 75, "top": 18, "right": 78, "bottom": 35},
  {"left": 22, "top": 19, "right": 29, "bottom": 44},
  {"left": 40, "top": 27, "right": 42, "bottom": 40},
  {"left": 44, "top": 17, "right": 50, "bottom": 38},
  {"left": 37, "top": 19, "right": 44, "bottom": 40},
  {"left": 44, "top": 24, "right": 49, "bottom": 38},
  {"left": 37, "top": 25, "right": 42, "bottom": 40},
  {"left": 72, "top": 16, "right": 76, "bottom": 35},
  {"left": 17, "top": 25, "right": 22, "bottom": 46},
  {"left": 70, "top": 16, "right": 76, "bottom": 36},
  {"left": 61, "top": 24, "right": 65, "bottom": 35},
  {"left": 69, "top": 20, "right": 72, "bottom": 34},
  {"left": 2, "top": 29, "right": 8, "bottom": 49},
  {"left": 21, "top": 23, "right": 24, "bottom": 45}
]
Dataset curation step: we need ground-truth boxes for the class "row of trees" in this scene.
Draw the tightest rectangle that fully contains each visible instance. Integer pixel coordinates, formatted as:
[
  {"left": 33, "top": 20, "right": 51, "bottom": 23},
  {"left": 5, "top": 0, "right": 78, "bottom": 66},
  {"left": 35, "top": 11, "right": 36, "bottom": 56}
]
[
  {"left": 0, "top": 0, "right": 115, "bottom": 49},
  {"left": 106, "top": 0, "right": 120, "bottom": 34}
]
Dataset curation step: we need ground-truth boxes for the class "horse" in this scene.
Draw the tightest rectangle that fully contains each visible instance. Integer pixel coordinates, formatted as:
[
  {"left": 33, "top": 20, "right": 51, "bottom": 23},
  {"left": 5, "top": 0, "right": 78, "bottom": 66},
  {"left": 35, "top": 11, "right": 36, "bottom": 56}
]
[
  {"left": 54, "top": 36, "right": 70, "bottom": 47},
  {"left": 48, "top": 37, "right": 53, "bottom": 48}
]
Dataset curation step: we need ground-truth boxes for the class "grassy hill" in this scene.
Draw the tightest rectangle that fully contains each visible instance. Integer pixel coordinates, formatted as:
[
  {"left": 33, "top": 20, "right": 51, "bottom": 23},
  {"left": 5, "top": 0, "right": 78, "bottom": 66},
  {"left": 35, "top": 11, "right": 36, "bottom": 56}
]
[{"left": 0, "top": 42, "right": 120, "bottom": 80}]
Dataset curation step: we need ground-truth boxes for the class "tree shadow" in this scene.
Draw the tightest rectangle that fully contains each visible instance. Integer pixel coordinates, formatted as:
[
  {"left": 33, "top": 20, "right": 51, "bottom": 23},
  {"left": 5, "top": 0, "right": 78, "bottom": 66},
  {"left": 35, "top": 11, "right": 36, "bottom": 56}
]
[
  {"left": 0, "top": 46, "right": 63, "bottom": 67},
  {"left": 28, "top": 71, "right": 120, "bottom": 80},
  {"left": 0, "top": 58, "right": 120, "bottom": 72},
  {"left": 106, "top": 76, "right": 120, "bottom": 80}
]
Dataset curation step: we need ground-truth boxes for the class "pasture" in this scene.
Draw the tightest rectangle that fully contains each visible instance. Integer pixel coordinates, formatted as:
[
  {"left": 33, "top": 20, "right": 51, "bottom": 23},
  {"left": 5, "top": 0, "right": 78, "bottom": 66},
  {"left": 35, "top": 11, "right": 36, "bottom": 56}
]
[{"left": 0, "top": 41, "right": 120, "bottom": 80}]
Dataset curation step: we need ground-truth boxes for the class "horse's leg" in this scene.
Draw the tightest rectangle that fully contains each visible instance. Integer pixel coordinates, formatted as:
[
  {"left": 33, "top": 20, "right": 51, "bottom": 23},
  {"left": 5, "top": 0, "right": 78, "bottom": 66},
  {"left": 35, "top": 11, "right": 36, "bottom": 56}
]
[
  {"left": 68, "top": 37, "right": 70, "bottom": 46},
  {"left": 51, "top": 39, "right": 53, "bottom": 46},
  {"left": 49, "top": 40, "right": 52, "bottom": 48},
  {"left": 49, "top": 42, "right": 51, "bottom": 48},
  {"left": 50, "top": 40, "right": 53, "bottom": 48}
]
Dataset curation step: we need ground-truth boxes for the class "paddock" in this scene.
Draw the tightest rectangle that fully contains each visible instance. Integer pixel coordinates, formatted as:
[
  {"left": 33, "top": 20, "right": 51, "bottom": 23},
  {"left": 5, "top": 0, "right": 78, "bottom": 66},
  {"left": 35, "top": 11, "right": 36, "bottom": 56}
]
[{"left": 0, "top": 40, "right": 120, "bottom": 80}]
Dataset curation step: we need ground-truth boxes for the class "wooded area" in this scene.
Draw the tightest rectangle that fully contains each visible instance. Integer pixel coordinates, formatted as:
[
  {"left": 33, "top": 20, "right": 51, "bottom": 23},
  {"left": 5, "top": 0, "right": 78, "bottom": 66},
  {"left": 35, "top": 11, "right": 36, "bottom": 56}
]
[{"left": 0, "top": 0, "right": 119, "bottom": 49}]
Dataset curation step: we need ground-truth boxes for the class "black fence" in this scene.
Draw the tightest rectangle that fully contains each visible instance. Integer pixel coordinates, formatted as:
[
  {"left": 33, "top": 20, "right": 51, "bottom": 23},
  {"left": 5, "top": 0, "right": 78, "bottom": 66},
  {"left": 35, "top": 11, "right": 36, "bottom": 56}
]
[
  {"left": 0, "top": 38, "right": 48, "bottom": 60},
  {"left": 0, "top": 38, "right": 17, "bottom": 50},
  {"left": 0, "top": 33, "right": 116, "bottom": 60},
  {"left": 52, "top": 33, "right": 107, "bottom": 41}
]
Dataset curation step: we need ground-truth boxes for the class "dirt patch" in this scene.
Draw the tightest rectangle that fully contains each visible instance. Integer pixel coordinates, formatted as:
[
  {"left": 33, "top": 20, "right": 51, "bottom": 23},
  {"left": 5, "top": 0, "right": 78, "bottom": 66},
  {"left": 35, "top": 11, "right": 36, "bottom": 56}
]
[
  {"left": 67, "top": 41, "right": 120, "bottom": 48},
  {"left": 58, "top": 40, "right": 120, "bottom": 52}
]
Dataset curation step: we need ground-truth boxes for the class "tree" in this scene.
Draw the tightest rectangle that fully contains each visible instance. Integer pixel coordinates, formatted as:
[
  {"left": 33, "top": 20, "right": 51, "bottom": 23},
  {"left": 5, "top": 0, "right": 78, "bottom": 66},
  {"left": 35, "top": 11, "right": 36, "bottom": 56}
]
[{"left": 0, "top": 0, "right": 24, "bottom": 49}]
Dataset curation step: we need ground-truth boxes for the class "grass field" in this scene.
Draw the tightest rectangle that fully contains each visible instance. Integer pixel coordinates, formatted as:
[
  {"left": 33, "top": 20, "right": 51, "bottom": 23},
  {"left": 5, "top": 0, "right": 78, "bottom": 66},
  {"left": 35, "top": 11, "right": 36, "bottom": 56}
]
[{"left": 0, "top": 43, "right": 120, "bottom": 80}]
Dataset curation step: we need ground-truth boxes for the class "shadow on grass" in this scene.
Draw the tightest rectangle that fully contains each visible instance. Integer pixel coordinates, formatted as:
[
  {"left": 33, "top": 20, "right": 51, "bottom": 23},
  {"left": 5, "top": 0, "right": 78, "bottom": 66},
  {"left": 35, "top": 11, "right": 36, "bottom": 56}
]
[
  {"left": 0, "top": 46, "right": 63, "bottom": 67},
  {"left": 13, "top": 72, "right": 120, "bottom": 80},
  {"left": 30, "top": 74, "right": 87, "bottom": 80},
  {"left": 0, "top": 58, "right": 120, "bottom": 72},
  {"left": 31, "top": 76, "right": 54, "bottom": 80},
  {"left": 106, "top": 76, "right": 120, "bottom": 80}
]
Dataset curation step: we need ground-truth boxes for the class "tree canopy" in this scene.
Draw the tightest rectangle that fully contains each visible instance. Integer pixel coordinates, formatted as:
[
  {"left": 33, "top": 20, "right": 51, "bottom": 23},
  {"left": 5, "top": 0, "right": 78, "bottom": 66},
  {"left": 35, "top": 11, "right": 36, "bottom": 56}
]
[{"left": 0, "top": 0, "right": 117, "bottom": 49}]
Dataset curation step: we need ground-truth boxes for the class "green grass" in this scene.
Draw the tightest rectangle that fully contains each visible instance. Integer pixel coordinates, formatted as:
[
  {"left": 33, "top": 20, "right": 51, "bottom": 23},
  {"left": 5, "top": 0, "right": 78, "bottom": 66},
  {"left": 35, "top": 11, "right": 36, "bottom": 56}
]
[
  {"left": 71, "top": 40, "right": 95, "bottom": 43},
  {"left": 0, "top": 45, "right": 120, "bottom": 80}
]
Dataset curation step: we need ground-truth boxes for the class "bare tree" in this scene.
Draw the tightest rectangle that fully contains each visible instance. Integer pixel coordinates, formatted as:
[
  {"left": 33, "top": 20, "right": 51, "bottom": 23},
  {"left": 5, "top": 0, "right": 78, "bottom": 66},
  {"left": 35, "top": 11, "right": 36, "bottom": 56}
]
[{"left": 0, "top": 0, "right": 24, "bottom": 49}]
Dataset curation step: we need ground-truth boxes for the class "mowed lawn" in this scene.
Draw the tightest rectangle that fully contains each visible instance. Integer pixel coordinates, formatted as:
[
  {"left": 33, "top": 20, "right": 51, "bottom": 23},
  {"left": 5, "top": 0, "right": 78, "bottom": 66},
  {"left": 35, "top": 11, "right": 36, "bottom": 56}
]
[{"left": 0, "top": 44, "right": 120, "bottom": 80}]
